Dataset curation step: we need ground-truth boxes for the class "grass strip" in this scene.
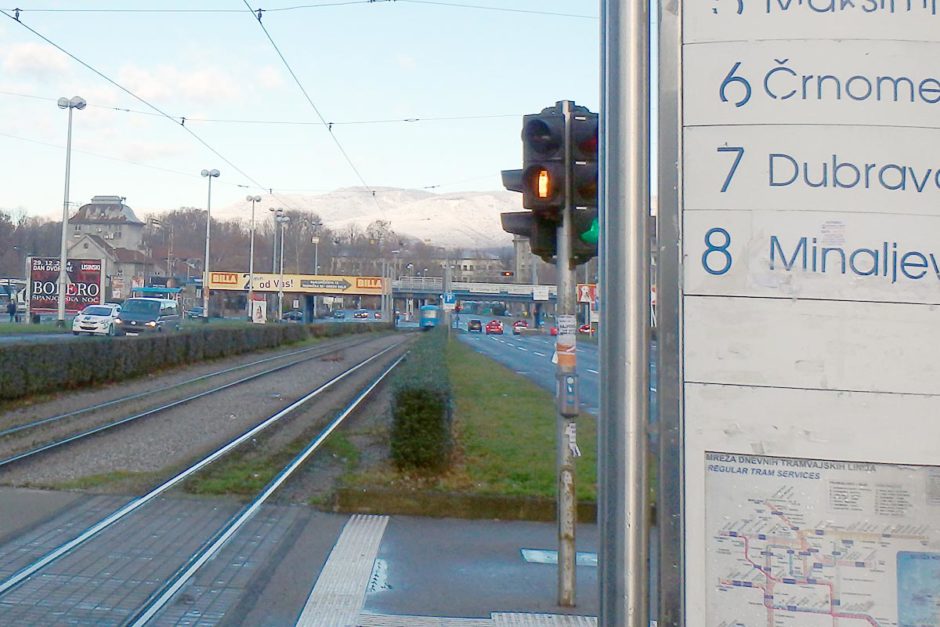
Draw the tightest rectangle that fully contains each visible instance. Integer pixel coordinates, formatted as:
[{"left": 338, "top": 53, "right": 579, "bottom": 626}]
[{"left": 344, "top": 337, "right": 597, "bottom": 501}]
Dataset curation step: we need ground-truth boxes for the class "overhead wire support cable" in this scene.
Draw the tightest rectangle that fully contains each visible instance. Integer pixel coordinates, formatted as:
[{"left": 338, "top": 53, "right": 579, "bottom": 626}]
[
  {"left": 242, "top": 0, "right": 379, "bottom": 204},
  {"left": 0, "top": 8, "right": 304, "bottom": 211}
]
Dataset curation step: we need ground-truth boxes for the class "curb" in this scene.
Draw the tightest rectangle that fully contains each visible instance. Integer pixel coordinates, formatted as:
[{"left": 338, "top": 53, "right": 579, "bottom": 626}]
[{"left": 331, "top": 486, "right": 598, "bottom": 522}]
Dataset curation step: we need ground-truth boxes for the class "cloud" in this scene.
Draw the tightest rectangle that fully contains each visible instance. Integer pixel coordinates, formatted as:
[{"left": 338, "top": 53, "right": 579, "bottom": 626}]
[
  {"left": 117, "top": 63, "right": 239, "bottom": 105},
  {"left": 396, "top": 54, "right": 417, "bottom": 72},
  {"left": 119, "top": 140, "right": 187, "bottom": 163},
  {"left": 2, "top": 43, "right": 69, "bottom": 78},
  {"left": 257, "top": 65, "right": 285, "bottom": 90}
]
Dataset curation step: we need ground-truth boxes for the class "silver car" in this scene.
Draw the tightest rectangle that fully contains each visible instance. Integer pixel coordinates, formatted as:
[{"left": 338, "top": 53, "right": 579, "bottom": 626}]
[{"left": 72, "top": 303, "right": 122, "bottom": 336}]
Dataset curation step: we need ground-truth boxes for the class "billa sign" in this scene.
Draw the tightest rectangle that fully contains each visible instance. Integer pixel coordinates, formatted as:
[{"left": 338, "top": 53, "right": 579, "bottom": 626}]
[
  {"left": 29, "top": 257, "right": 104, "bottom": 314},
  {"left": 208, "top": 272, "right": 385, "bottom": 296}
]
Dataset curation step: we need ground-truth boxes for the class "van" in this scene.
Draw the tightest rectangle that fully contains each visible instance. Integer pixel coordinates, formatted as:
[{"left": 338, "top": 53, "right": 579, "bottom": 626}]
[{"left": 115, "top": 298, "right": 181, "bottom": 335}]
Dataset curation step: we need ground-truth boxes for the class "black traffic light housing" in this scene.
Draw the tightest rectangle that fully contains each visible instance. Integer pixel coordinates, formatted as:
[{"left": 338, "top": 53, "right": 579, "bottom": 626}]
[
  {"left": 569, "top": 110, "right": 598, "bottom": 264},
  {"left": 501, "top": 102, "right": 598, "bottom": 266}
]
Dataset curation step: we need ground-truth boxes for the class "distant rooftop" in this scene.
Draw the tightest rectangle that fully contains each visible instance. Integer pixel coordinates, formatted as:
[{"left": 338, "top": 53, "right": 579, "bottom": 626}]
[{"left": 71, "top": 195, "right": 144, "bottom": 225}]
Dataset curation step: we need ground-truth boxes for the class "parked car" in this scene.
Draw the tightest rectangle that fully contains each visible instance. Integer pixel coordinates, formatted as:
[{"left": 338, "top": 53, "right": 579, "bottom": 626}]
[
  {"left": 71, "top": 303, "right": 122, "bottom": 336},
  {"left": 549, "top": 326, "right": 558, "bottom": 336},
  {"left": 115, "top": 298, "right": 181, "bottom": 335},
  {"left": 353, "top": 309, "right": 370, "bottom": 319},
  {"left": 282, "top": 310, "right": 304, "bottom": 321},
  {"left": 512, "top": 320, "right": 528, "bottom": 335},
  {"left": 467, "top": 319, "right": 483, "bottom": 333},
  {"left": 579, "top": 323, "right": 595, "bottom": 335},
  {"left": 186, "top": 306, "right": 205, "bottom": 319},
  {"left": 333, "top": 310, "right": 346, "bottom": 319},
  {"left": 373, "top": 311, "right": 382, "bottom": 319},
  {"left": 485, "top": 319, "right": 504, "bottom": 335}
]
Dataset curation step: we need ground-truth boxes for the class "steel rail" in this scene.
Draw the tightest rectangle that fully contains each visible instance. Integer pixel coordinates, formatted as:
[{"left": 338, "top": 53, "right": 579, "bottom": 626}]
[
  {"left": 0, "top": 341, "right": 400, "bottom": 598},
  {"left": 0, "top": 337, "right": 375, "bottom": 468},
  {"left": 0, "top": 335, "right": 373, "bottom": 439},
  {"left": 126, "top": 353, "right": 406, "bottom": 626}
]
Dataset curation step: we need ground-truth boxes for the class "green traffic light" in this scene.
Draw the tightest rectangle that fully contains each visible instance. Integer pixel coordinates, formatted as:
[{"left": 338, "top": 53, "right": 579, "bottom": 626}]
[{"left": 580, "top": 217, "right": 599, "bottom": 244}]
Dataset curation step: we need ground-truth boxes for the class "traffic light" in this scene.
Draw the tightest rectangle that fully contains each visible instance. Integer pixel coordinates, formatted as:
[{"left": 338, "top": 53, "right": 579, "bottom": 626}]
[
  {"left": 569, "top": 110, "right": 598, "bottom": 264},
  {"left": 501, "top": 102, "right": 598, "bottom": 265},
  {"left": 501, "top": 169, "right": 559, "bottom": 262},
  {"left": 501, "top": 271, "right": 514, "bottom": 277},
  {"left": 521, "top": 110, "right": 565, "bottom": 213}
]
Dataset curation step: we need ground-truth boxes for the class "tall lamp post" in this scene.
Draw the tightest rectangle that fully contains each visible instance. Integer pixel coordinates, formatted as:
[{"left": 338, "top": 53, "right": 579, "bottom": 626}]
[
  {"left": 56, "top": 96, "right": 86, "bottom": 327},
  {"left": 246, "top": 195, "right": 261, "bottom": 320},
  {"left": 275, "top": 212, "right": 290, "bottom": 319},
  {"left": 311, "top": 219, "right": 322, "bottom": 318},
  {"left": 200, "top": 169, "right": 220, "bottom": 320}
]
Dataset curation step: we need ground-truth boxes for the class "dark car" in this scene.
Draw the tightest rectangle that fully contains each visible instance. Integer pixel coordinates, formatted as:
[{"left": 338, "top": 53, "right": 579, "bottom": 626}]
[
  {"left": 186, "top": 306, "right": 205, "bottom": 319},
  {"left": 116, "top": 298, "right": 181, "bottom": 335},
  {"left": 282, "top": 310, "right": 304, "bottom": 322},
  {"left": 333, "top": 310, "right": 346, "bottom": 319},
  {"left": 467, "top": 319, "right": 483, "bottom": 333}
]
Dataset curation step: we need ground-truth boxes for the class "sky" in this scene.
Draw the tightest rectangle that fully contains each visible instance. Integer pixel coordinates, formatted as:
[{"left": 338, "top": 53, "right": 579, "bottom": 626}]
[{"left": 0, "top": 0, "right": 600, "bottom": 222}]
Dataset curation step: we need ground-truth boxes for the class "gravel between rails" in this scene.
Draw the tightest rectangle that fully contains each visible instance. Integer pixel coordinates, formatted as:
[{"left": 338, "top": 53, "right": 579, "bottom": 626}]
[
  {"left": 0, "top": 333, "right": 409, "bottom": 490},
  {"left": 0, "top": 334, "right": 380, "bottom": 462}
]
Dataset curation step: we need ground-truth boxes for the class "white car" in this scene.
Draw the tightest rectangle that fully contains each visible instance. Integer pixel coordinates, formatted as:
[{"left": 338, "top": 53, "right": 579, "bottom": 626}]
[{"left": 72, "top": 303, "right": 122, "bottom": 336}]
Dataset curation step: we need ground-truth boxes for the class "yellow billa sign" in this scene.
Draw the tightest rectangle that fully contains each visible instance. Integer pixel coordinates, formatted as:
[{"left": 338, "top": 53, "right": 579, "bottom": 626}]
[{"left": 208, "top": 272, "right": 385, "bottom": 296}]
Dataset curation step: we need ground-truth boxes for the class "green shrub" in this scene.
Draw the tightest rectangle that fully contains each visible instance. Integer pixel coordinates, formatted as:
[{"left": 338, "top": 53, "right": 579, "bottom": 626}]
[
  {"left": 390, "top": 327, "right": 453, "bottom": 471},
  {"left": 0, "top": 322, "right": 388, "bottom": 402}
]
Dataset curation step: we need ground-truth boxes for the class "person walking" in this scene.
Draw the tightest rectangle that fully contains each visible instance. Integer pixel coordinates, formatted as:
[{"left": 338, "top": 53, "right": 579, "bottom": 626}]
[{"left": 6, "top": 300, "right": 16, "bottom": 323}]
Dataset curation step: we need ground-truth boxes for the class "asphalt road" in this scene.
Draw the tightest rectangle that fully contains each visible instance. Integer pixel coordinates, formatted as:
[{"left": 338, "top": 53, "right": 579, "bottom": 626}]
[
  {"left": 456, "top": 317, "right": 658, "bottom": 421},
  {"left": 457, "top": 318, "right": 601, "bottom": 415}
]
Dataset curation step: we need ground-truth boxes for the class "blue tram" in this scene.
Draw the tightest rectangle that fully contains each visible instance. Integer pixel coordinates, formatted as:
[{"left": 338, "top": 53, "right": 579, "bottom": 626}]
[{"left": 418, "top": 305, "right": 441, "bottom": 330}]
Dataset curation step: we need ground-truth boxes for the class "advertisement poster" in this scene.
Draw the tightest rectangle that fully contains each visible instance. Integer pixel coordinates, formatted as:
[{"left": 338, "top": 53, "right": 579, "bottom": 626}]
[{"left": 28, "top": 257, "right": 104, "bottom": 315}]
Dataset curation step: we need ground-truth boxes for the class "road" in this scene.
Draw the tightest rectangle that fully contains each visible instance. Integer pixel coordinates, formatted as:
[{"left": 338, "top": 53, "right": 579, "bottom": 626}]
[{"left": 456, "top": 317, "right": 657, "bottom": 421}]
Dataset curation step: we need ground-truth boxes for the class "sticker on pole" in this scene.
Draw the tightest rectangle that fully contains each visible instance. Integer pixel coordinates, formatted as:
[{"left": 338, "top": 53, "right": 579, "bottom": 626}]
[{"left": 555, "top": 314, "right": 577, "bottom": 368}]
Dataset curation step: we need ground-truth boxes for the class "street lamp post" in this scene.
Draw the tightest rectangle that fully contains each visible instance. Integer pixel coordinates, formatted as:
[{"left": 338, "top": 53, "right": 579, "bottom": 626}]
[
  {"left": 56, "top": 96, "right": 86, "bottom": 327},
  {"left": 311, "top": 219, "right": 322, "bottom": 318},
  {"left": 276, "top": 212, "right": 290, "bottom": 320},
  {"left": 200, "top": 169, "right": 220, "bottom": 321},
  {"left": 246, "top": 195, "right": 261, "bottom": 320}
]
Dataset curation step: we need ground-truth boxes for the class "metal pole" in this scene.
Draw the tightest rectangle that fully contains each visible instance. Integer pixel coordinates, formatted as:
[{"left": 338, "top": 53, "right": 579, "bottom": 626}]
[
  {"left": 248, "top": 199, "right": 257, "bottom": 320},
  {"left": 57, "top": 106, "right": 74, "bottom": 327},
  {"left": 202, "top": 177, "right": 213, "bottom": 320},
  {"left": 278, "top": 221, "right": 285, "bottom": 320},
  {"left": 313, "top": 231, "right": 319, "bottom": 318},
  {"left": 599, "top": 0, "right": 651, "bottom": 624},
  {"left": 555, "top": 99, "right": 578, "bottom": 608}
]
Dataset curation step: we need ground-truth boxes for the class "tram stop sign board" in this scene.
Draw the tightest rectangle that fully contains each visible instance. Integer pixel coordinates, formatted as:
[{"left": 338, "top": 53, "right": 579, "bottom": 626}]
[{"left": 661, "top": 2, "right": 940, "bottom": 624}]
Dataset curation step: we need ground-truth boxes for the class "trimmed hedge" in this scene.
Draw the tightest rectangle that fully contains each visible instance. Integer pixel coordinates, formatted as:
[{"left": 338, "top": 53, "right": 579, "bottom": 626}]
[
  {"left": 390, "top": 327, "right": 452, "bottom": 471},
  {"left": 0, "top": 322, "right": 386, "bottom": 402}
]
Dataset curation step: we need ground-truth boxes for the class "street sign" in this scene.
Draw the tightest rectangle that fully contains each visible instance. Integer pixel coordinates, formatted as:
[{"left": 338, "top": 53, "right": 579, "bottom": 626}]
[
  {"left": 532, "top": 285, "right": 550, "bottom": 301},
  {"left": 207, "top": 272, "right": 384, "bottom": 296},
  {"left": 658, "top": 3, "right": 940, "bottom": 626},
  {"left": 442, "top": 292, "right": 456, "bottom": 312}
]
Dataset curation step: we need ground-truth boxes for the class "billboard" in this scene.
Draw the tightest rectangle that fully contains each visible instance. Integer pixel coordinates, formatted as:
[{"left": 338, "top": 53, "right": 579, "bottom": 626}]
[
  {"left": 207, "top": 272, "right": 385, "bottom": 296},
  {"left": 29, "top": 257, "right": 104, "bottom": 315}
]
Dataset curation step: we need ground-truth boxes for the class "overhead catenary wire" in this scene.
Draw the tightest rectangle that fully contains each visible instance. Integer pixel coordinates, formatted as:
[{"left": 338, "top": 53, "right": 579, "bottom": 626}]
[
  {"left": 0, "top": 90, "right": 521, "bottom": 127},
  {"left": 3, "top": 0, "right": 594, "bottom": 19},
  {"left": 241, "top": 0, "right": 378, "bottom": 206}
]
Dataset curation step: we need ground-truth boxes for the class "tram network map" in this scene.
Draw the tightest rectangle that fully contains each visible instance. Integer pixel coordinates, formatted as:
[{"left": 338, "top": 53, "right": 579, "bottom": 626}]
[{"left": 705, "top": 452, "right": 940, "bottom": 627}]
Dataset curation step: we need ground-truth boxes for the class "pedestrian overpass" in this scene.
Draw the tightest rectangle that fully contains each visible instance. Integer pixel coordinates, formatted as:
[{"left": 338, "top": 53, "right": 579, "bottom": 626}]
[{"left": 392, "top": 277, "right": 557, "bottom": 303}]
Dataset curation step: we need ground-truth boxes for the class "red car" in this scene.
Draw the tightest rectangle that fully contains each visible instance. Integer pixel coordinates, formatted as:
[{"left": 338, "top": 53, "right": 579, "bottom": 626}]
[
  {"left": 485, "top": 320, "right": 504, "bottom": 335},
  {"left": 512, "top": 320, "right": 528, "bottom": 335},
  {"left": 579, "top": 323, "right": 594, "bottom": 335}
]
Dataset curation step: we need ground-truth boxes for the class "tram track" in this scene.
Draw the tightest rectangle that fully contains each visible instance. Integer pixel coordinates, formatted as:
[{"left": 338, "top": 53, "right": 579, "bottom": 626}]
[
  {"left": 0, "top": 335, "right": 378, "bottom": 469},
  {"left": 0, "top": 340, "right": 406, "bottom": 620}
]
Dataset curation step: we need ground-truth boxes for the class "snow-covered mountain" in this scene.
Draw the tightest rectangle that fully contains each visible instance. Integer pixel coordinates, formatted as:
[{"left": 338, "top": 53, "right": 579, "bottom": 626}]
[{"left": 210, "top": 187, "right": 518, "bottom": 249}]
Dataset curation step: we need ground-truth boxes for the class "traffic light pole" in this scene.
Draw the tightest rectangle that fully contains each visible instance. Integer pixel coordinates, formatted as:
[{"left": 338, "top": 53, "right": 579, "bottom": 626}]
[{"left": 555, "top": 99, "right": 579, "bottom": 608}]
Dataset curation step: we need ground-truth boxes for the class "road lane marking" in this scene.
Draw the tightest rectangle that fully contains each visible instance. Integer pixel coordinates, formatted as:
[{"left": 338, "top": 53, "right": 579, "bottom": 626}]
[
  {"left": 587, "top": 369, "right": 598, "bottom": 374},
  {"left": 533, "top": 352, "right": 546, "bottom": 357}
]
